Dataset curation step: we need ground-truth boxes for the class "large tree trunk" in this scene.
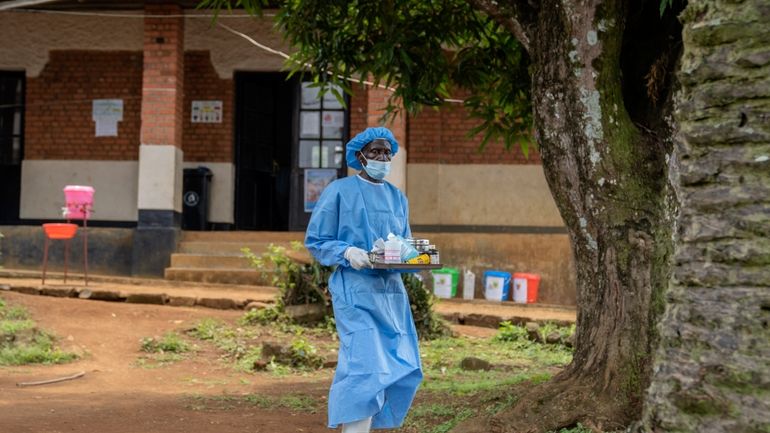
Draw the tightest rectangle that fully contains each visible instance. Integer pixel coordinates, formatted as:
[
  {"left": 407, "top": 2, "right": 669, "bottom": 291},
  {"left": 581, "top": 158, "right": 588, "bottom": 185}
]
[
  {"left": 515, "top": 1, "right": 674, "bottom": 429},
  {"left": 638, "top": 1, "right": 770, "bottom": 432},
  {"left": 457, "top": 1, "right": 681, "bottom": 431}
]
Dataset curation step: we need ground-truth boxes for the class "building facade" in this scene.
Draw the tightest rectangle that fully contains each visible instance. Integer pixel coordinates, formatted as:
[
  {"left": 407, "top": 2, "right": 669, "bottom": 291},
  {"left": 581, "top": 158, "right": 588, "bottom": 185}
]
[{"left": 0, "top": 2, "right": 577, "bottom": 305}]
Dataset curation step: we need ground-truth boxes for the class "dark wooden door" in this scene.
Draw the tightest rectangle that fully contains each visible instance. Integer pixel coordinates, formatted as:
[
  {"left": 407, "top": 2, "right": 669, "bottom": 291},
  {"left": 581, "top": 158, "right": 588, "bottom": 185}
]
[
  {"left": 0, "top": 72, "right": 24, "bottom": 223},
  {"left": 234, "top": 73, "right": 295, "bottom": 230}
]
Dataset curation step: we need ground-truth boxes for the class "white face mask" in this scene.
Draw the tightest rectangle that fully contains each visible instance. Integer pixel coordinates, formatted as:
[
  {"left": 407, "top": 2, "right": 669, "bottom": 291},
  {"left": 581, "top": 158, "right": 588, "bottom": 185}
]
[{"left": 363, "top": 158, "right": 391, "bottom": 180}]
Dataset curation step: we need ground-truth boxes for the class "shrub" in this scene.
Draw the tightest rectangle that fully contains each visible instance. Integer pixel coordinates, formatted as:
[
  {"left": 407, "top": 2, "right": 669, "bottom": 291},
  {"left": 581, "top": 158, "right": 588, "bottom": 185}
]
[
  {"left": 494, "top": 321, "right": 529, "bottom": 342},
  {"left": 287, "top": 337, "right": 325, "bottom": 369},
  {"left": 140, "top": 332, "right": 191, "bottom": 353},
  {"left": 240, "top": 306, "right": 288, "bottom": 326},
  {"left": 242, "top": 242, "right": 334, "bottom": 312},
  {"left": 243, "top": 243, "right": 450, "bottom": 340},
  {"left": 402, "top": 273, "right": 451, "bottom": 340}
]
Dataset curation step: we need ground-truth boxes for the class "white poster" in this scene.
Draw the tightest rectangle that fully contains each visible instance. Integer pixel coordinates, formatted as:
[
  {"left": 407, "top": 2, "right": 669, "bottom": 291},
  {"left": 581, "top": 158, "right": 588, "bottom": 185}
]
[
  {"left": 300, "top": 112, "right": 320, "bottom": 138},
  {"left": 484, "top": 276, "right": 505, "bottom": 301},
  {"left": 92, "top": 99, "right": 123, "bottom": 137},
  {"left": 301, "top": 82, "right": 321, "bottom": 109},
  {"left": 304, "top": 169, "right": 337, "bottom": 212},
  {"left": 95, "top": 121, "right": 118, "bottom": 137},
  {"left": 433, "top": 274, "right": 453, "bottom": 299},
  {"left": 513, "top": 277, "right": 528, "bottom": 303},
  {"left": 191, "top": 100, "right": 223, "bottom": 123},
  {"left": 322, "top": 111, "right": 344, "bottom": 128}
]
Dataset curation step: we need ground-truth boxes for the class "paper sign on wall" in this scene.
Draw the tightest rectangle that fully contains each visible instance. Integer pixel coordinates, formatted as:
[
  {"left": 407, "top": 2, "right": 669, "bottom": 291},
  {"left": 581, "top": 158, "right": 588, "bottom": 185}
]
[
  {"left": 92, "top": 99, "right": 123, "bottom": 137},
  {"left": 191, "top": 100, "right": 223, "bottom": 123}
]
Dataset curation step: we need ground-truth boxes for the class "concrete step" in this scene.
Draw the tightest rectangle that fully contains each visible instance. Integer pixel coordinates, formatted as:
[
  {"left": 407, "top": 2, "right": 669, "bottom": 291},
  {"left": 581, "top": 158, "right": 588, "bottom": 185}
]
[
  {"left": 180, "top": 231, "right": 306, "bottom": 243},
  {"left": 170, "top": 254, "right": 253, "bottom": 269},
  {"left": 177, "top": 241, "right": 297, "bottom": 255},
  {"left": 164, "top": 267, "right": 275, "bottom": 285}
]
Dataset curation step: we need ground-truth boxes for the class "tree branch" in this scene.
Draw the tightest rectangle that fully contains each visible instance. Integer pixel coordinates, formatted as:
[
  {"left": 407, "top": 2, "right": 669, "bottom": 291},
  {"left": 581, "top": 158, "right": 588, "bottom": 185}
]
[{"left": 466, "top": 0, "right": 535, "bottom": 52}]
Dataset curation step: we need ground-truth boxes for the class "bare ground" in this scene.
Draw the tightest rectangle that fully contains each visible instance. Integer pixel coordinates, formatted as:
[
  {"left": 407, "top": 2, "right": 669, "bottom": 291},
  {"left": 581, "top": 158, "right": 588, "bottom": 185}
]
[
  {"left": 0, "top": 290, "right": 508, "bottom": 433},
  {"left": 0, "top": 291, "right": 331, "bottom": 433}
]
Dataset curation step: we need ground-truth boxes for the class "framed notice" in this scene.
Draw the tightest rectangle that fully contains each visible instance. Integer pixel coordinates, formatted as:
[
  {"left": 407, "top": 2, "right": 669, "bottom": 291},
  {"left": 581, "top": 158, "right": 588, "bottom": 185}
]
[
  {"left": 191, "top": 100, "right": 223, "bottom": 123},
  {"left": 304, "top": 168, "right": 337, "bottom": 213}
]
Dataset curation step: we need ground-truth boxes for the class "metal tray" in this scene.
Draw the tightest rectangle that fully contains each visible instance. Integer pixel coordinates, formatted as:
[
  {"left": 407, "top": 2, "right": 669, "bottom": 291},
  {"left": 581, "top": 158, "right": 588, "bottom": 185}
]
[{"left": 370, "top": 262, "right": 443, "bottom": 270}]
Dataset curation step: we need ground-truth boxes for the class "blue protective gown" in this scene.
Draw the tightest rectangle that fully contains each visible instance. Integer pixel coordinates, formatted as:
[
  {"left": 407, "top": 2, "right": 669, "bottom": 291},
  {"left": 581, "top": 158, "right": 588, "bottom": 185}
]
[{"left": 305, "top": 175, "right": 423, "bottom": 429}]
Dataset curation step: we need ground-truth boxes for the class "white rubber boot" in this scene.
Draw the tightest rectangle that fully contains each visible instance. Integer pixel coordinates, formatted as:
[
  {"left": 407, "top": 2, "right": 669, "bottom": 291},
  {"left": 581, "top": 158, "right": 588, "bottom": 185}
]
[{"left": 341, "top": 416, "right": 373, "bottom": 433}]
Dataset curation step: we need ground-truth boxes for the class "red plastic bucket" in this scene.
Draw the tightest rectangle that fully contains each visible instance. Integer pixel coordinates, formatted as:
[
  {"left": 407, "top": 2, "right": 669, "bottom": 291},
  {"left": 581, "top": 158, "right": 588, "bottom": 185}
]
[
  {"left": 63, "top": 185, "right": 94, "bottom": 220},
  {"left": 513, "top": 272, "right": 540, "bottom": 303}
]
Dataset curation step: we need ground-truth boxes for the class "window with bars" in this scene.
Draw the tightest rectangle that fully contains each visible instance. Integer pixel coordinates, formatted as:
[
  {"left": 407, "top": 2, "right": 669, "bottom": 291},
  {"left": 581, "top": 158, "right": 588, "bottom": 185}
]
[
  {"left": 297, "top": 82, "right": 346, "bottom": 169},
  {"left": 0, "top": 72, "right": 24, "bottom": 166}
]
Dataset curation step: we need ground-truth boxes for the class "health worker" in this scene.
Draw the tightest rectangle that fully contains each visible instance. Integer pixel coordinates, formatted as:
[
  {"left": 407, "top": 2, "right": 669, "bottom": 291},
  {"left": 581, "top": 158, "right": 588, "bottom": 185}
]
[{"left": 305, "top": 127, "right": 422, "bottom": 432}]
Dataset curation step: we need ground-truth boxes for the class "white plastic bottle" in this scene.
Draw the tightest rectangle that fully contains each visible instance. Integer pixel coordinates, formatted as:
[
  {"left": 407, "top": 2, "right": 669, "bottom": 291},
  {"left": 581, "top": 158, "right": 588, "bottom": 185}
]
[{"left": 384, "top": 238, "right": 401, "bottom": 263}]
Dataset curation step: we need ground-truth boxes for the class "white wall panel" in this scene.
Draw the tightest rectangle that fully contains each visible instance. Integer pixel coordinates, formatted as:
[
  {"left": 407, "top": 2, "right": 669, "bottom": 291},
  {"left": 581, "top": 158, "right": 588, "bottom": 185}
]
[
  {"left": 20, "top": 160, "right": 138, "bottom": 221},
  {"left": 407, "top": 163, "right": 564, "bottom": 227},
  {"left": 137, "top": 144, "right": 183, "bottom": 213}
]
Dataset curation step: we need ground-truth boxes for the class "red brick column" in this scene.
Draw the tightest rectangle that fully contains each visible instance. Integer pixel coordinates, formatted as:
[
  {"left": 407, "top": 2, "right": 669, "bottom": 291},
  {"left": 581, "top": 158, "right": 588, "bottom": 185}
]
[
  {"left": 366, "top": 86, "right": 407, "bottom": 190},
  {"left": 141, "top": 3, "right": 184, "bottom": 147},
  {"left": 133, "top": 3, "right": 186, "bottom": 277}
]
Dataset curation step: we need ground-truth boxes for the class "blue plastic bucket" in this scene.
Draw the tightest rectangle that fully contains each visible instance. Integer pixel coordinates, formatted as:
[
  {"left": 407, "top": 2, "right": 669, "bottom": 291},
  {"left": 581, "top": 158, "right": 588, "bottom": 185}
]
[{"left": 483, "top": 271, "right": 511, "bottom": 301}]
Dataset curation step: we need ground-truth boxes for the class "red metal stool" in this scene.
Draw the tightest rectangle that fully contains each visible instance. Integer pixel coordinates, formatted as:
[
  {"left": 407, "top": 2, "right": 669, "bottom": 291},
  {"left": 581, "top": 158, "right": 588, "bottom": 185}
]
[{"left": 41, "top": 223, "right": 79, "bottom": 285}]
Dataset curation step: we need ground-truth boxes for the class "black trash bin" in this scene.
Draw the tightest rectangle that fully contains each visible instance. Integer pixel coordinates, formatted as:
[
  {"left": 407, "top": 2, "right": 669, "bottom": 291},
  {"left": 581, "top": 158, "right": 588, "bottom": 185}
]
[{"left": 182, "top": 166, "right": 212, "bottom": 230}]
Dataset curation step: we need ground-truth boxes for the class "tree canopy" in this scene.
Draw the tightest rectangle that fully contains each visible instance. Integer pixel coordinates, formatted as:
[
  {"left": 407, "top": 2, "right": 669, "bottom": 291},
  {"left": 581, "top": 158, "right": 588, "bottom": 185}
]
[{"left": 201, "top": 0, "right": 532, "bottom": 151}]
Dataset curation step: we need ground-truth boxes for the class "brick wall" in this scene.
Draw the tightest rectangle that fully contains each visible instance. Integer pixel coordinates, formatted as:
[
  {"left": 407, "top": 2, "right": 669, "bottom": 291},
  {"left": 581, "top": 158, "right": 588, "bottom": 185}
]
[
  {"left": 408, "top": 99, "right": 541, "bottom": 164},
  {"left": 182, "top": 51, "right": 232, "bottom": 162},
  {"left": 366, "top": 86, "right": 406, "bottom": 146},
  {"left": 348, "top": 85, "right": 367, "bottom": 137},
  {"left": 25, "top": 51, "right": 143, "bottom": 160},
  {"left": 141, "top": 4, "right": 184, "bottom": 147}
]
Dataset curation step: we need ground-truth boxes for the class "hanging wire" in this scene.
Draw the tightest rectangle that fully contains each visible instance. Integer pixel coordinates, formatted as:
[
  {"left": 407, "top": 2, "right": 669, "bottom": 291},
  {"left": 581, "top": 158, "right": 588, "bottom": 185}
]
[{"left": 4, "top": 8, "right": 275, "bottom": 18}]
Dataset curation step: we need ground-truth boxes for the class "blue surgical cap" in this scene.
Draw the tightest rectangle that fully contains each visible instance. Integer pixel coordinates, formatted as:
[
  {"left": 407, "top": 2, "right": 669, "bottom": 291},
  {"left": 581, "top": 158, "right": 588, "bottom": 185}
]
[{"left": 345, "top": 127, "right": 399, "bottom": 170}]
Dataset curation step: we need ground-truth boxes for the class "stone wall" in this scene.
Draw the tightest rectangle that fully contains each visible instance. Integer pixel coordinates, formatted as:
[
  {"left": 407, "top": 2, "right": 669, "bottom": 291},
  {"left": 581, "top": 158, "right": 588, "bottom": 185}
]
[
  {"left": 641, "top": 1, "right": 770, "bottom": 431},
  {"left": 0, "top": 226, "right": 135, "bottom": 276}
]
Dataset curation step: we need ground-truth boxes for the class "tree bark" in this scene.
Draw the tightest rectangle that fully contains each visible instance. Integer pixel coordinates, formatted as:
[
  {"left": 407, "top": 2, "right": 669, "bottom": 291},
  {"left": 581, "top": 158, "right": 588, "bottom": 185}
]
[
  {"left": 456, "top": 1, "right": 679, "bottom": 431},
  {"left": 638, "top": 1, "right": 770, "bottom": 431}
]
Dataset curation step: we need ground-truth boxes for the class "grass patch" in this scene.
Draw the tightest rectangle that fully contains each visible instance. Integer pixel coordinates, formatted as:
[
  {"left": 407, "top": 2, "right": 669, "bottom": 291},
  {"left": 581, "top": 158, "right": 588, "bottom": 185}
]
[
  {"left": 421, "top": 333, "right": 572, "bottom": 374},
  {"left": 136, "top": 331, "right": 195, "bottom": 368},
  {"left": 181, "top": 310, "right": 575, "bottom": 433},
  {"left": 184, "top": 393, "right": 320, "bottom": 413},
  {"left": 187, "top": 314, "right": 334, "bottom": 374},
  {"left": 422, "top": 370, "right": 551, "bottom": 395},
  {"left": 140, "top": 332, "right": 193, "bottom": 353},
  {"left": 395, "top": 325, "right": 573, "bottom": 433},
  {"left": 0, "top": 299, "right": 78, "bottom": 366},
  {"left": 134, "top": 352, "right": 187, "bottom": 369}
]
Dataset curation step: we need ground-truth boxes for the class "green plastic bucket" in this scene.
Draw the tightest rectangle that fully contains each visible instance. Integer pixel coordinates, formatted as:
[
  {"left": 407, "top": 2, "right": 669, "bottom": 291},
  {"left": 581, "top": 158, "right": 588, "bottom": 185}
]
[{"left": 431, "top": 267, "right": 459, "bottom": 299}]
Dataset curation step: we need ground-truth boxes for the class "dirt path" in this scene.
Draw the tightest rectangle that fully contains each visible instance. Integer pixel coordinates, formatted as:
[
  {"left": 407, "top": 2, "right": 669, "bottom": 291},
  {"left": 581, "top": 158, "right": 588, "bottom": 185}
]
[{"left": 0, "top": 292, "right": 331, "bottom": 433}]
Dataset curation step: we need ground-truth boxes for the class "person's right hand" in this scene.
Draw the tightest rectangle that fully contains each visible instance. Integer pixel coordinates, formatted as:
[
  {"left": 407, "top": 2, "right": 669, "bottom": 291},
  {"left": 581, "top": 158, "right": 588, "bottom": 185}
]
[{"left": 345, "top": 247, "right": 371, "bottom": 270}]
